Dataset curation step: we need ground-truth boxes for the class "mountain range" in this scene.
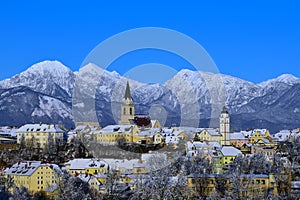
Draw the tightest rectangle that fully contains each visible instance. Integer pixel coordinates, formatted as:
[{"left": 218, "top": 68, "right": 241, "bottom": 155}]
[{"left": 0, "top": 60, "right": 299, "bottom": 133}]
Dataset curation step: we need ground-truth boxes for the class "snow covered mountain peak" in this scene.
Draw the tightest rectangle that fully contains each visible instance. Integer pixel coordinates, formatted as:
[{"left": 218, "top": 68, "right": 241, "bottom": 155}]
[
  {"left": 24, "top": 60, "right": 72, "bottom": 75},
  {"left": 0, "top": 60, "right": 75, "bottom": 97},
  {"left": 259, "top": 73, "right": 300, "bottom": 87}
]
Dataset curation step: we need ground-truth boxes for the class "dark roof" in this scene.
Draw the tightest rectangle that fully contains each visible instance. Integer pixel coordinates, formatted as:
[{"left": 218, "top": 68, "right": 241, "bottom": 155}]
[
  {"left": 133, "top": 115, "right": 151, "bottom": 127},
  {"left": 221, "top": 106, "right": 228, "bottom": 114},
  {"left": 124, "top": 81, "right": 132, "bottom": 99}
]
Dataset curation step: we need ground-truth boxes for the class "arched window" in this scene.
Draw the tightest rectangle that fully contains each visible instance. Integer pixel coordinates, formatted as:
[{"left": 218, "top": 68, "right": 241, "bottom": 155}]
[
  {"left": 130, "top": 107, "right": 133, "bottom": 115},
  {"left": 123, "top": 107, "right": 126, "bottom": 115}
]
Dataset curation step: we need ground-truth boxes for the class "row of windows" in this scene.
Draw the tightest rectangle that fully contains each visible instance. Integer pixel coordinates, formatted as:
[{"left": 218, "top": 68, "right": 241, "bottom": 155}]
[
  {"left": 37, "top": 180, "right": 56, "bottom": 185},
  {"left": 98, "top": 134, "right": 131, "bottom": 138},
  {"left": 190, "top": 178, "right": 267, "bottom": 185}
]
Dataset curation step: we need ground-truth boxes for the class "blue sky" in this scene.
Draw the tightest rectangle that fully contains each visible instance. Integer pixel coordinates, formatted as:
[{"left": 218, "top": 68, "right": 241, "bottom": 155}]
[{"left": 0, "top": 1, "right": 300, "bottom": 83}]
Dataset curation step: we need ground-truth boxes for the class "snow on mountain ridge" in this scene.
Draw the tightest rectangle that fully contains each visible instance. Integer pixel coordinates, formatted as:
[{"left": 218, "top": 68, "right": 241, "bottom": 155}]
[
  {"left": 0, "top": 60, "right": 75, "bottom": 97},
  {"left": 258, "top": 73, "right": 300, "bottom": 87}
]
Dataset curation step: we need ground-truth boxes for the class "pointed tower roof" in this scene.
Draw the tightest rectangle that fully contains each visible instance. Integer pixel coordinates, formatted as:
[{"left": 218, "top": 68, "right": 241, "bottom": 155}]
[
  {"left": 221, "top": 105, "right": 228, "bottom": 114},
  {"left": 124, "top": 81, "right": 132, "bottom": 99}
]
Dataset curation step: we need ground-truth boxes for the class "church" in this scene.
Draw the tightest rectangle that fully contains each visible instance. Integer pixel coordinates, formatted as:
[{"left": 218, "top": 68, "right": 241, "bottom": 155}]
[{"left": 97, "top": 81, "right": 230, "bottom": 146}]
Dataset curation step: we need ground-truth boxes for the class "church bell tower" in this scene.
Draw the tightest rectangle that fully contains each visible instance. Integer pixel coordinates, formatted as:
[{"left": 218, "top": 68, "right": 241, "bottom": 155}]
[
  {"left": 220, "top": 105, "right": 230, "bottom": 145},
  {"left": 120, "top": 81, "right": 135, "bottom": 125}
]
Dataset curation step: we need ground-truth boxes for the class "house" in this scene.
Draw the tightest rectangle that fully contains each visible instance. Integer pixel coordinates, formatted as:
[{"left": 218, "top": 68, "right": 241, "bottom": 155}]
[
  {"left": 219, "top": 146, "right": 242, "bottom": 166},
  {"left": 250, "top": 129, "right": 271, "bottom": 144},
  {"left": 17, "top": 124, "right": 65, "bottom": 149},
  {"left": 65, "top": 159, "right": 109, "bottom": 175},
  {"left": 136, "top": 129, "right": 163, "bottom": 145},
  {"left": 96, "top": 125, "right": 139, "bottom": 144},
  {"left": 102, "top": 159, "right": 147, "bottom": 175},
  {"left": 195, "top": 128, "right": 222, "bottom": 144},
  {"left": 240, "top": 143, "right": 252, "bottom": 154},
  {"left": 230, "top": 132, "right": 249, "bottom": 148},
  {"left": 207, "top": 150, "right": 223, "bottom": 174},
  {"left": 151, "top": 120, "right": 162, "bottom": 129},
  {"left": 165, "top": 130, "right": 187, "bottom": 145},
  {"left": 251, "top": 138, "right": 276, "bottom": 158},
  {"left": 5, "top": 161, "right": 62, "bottom": 197},
  {"left": 186, "top": 141, "right": 221, "bottom": 158},
  {"left": 76, "top": 173, "right": 107, "bottom": 194},
  {"left": 88, "top": 173, "right": 107, "bottom": 193},
  {"left": 271, "top": 130, "right": 291, "bottom": 142}
]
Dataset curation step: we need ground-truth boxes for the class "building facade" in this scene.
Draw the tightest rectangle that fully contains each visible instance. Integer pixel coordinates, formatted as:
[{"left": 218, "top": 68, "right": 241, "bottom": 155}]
[{"left": 17, "top": 124, "right": 64, "bottom": 149}]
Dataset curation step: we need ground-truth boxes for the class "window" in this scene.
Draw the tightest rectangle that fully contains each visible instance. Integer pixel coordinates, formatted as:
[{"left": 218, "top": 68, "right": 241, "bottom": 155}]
[
  {"left": 123, "top": 108, "right": 126, "bottom": 115},
  {"left": 130, "top": 108, "right": 133, "bottom": 115}
]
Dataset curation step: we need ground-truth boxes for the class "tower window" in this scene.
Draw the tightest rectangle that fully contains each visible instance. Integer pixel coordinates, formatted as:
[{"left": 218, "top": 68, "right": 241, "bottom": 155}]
[
  {"left": 123, "top": 108, "right": 126, "bottom": 115},
  {"left": 130, "top": 108, "right": 133, "bottom": 115}
]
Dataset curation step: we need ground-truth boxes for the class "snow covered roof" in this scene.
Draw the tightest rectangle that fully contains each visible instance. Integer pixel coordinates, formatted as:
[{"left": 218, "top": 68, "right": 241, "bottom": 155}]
[
  {"left": 162, "top": 128, "right": 173, "bottom": 134},
  {"left": 253, "top": 129, "right": 268, "bottom": 136},
  {"left": 102, "top": 159, "right": 143, "bottom": 170},
  {"left": 205, "top": 128, "right": 221, "bottom": 136},
  {"left": 0, "top": 126, "right": 18, "bottom": 137},
  {"left": 77, "top": 173, "right": 91, "bottom": 182},
  {"left": 196, "top": 128, "right": 205, "bottom": 132},
  {"left": 5, "top": 161, "right": 61, "bottom": 176},
  {"left": 99, "top": 125, "right": 135, "bottom": 134},
  {"left": 220, "top": 146, "right": 242, "bottom": 157},
  {"left": 207, "top": 142, "right": 221, "bottom": 148},
  {"left": 230, "top": 132, "right": 248, "bottom": 140},
  {"left": 255, "top": 138, "right": 271, "bottom": 144},
  {"left": 241, "top": 130, "right": 253, "bottom": 137},
  {"left": 209, "top": 150, "right": 222, "bottom": 158},
  {"left": 137, "top": 128, "right": 160, "bottom": 136},
  {"left": 17, "top": 124, "right": 64, "bottom": 133},
  {"left": 65, "top": 159, "right": 108, "bottom": 170},
  {"left": 74, "top": 125, "right": 86, "bottom": 131}
]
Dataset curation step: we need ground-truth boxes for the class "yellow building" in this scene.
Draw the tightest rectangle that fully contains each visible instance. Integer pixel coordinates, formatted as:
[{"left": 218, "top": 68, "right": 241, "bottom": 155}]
[
  {"left": 17, "top": 124, "right": 64, "bottom": 149},
  {"left": 5, "top": 161, "right": 61, "bottom": 196},
  {"left": 250, "top": 129, "right": 271, "bottom": 144},
  {"left": 96, "top": 124, "right": 139, "bottom": 143},
  {"left": 88, "top": 174, "right": 107, "bottom": 193},
  {"left": 187, "top": 173, "right": 278, "bottom": 198},
  {"left": 151, "top": 120, "right": 162, "bottom": 129},
  {"left": 219, "top": 146, "right": 242, "bottom": 166},
  {"left": 196, "top": 128, "right": 222, "bottom": 144},
  {"left": 65, "top": 159, "right": 109, "bottom": 175}
]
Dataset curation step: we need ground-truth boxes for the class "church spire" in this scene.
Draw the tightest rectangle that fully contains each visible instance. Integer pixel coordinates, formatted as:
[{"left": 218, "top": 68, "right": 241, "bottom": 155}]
[
  {"left": 124, "top": 81, "right": 132, "bottom": 100},
  {"left": 221, "top": 105, "right": 228, "bottom": 114},
  {"left": 120, "top": 81, "right": 134, "bottom": 125}
]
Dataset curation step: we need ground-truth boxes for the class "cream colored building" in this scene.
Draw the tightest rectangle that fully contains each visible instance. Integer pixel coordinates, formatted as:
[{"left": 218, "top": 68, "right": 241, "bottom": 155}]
[
  {"left": 65, "top": 158, "right": 109, "bottom": 175},
  {"left": 5, "top": 161, "right": 61, "bottom": 196},
  {"left": 17, "top": 124, "right": 64, "bottom": 149},
  {"left": 96, "top": 124, "right": 140, "bottom": 143}
]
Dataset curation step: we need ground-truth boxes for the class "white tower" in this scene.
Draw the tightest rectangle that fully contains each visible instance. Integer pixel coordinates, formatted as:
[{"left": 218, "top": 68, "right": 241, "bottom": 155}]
[
  {"left": 220, "top": 106, "right": 230, "bottom": 146},
  {"left": 120, "top": 81, "right": 135, "bottom": 125}
]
